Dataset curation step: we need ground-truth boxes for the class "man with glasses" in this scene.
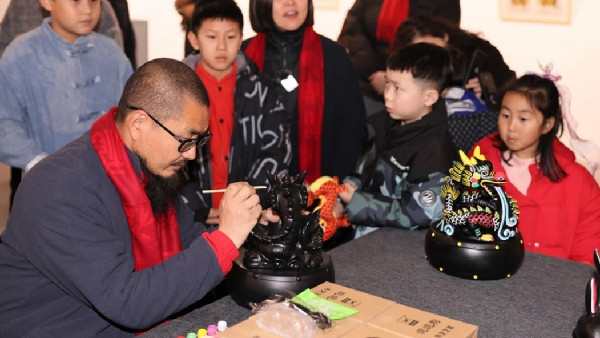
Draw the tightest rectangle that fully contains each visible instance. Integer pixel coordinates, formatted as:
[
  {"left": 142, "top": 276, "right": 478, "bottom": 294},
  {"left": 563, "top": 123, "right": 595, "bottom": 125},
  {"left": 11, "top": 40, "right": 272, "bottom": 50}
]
[{"left": 0, "top": 58, "right": 277, "bottom": 336}]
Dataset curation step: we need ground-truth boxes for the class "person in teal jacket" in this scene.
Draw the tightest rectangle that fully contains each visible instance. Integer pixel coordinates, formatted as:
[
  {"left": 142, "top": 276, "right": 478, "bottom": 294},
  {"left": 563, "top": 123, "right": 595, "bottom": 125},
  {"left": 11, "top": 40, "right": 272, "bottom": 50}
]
[{"left": 339, "top": 43, "right": 456, "bottom": 237}]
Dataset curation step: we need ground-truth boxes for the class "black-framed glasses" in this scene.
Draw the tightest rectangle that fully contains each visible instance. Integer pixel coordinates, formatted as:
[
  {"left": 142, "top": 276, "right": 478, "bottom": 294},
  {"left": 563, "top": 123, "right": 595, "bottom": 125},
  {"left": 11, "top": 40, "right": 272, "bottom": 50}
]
[{"left": 127, "top": 105, "right": 211, "bottom": 152}]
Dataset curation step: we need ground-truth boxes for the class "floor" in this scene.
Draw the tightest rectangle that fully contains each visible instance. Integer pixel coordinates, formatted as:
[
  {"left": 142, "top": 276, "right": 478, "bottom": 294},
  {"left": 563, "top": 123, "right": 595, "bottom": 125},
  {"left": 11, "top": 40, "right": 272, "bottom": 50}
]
[{"left": 0, "top": 163, "right": 9, "bottom": 235}]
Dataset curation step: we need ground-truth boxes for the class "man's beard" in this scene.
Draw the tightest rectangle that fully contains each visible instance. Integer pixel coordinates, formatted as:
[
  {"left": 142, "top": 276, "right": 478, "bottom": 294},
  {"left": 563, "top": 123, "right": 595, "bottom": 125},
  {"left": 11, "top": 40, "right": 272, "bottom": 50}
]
[{"left": 139, "top": 157, "right": 185, "bottom": 217}]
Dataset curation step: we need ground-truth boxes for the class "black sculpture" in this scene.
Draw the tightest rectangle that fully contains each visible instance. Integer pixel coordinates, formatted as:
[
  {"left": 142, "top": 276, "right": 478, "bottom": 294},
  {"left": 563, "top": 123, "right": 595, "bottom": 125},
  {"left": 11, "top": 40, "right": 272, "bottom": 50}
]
[
  {"left": 244, "top": 171, "right": 324, "bottom": 270},
  {"left": 573, "top": 249, "right": 600, "bottom": 338},
  {"left": 227, "top": 172, "right": 334, "bottom": 308}
]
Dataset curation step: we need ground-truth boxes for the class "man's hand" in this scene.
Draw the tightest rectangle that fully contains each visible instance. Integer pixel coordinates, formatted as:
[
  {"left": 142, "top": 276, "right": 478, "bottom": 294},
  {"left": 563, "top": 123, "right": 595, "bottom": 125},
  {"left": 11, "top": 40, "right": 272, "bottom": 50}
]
[{"left": 218, "top": 182, "right": 262, "bottom": 248}]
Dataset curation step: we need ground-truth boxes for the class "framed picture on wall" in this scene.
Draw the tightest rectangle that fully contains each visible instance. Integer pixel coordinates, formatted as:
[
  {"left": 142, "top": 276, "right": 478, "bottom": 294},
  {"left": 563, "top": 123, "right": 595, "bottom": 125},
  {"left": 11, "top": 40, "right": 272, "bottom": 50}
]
[
  {"left": 314, "top": 0, "right": 339, "bottom": 10},
  {"left": 499, "top": 0, "right": 571, "bottom": 24}
]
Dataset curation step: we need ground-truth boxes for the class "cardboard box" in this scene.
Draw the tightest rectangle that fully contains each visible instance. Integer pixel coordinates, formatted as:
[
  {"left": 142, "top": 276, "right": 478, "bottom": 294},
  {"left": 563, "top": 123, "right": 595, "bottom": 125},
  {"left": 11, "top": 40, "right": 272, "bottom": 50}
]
[
  {"left": 311, "top": 282, "right": 396, "bottom": 323},
  {"left": 367, "top": 304, "right": 478, "bottom": 338},
  {"left": 220, "top": 282, "right": 477, "bottom": 338}
]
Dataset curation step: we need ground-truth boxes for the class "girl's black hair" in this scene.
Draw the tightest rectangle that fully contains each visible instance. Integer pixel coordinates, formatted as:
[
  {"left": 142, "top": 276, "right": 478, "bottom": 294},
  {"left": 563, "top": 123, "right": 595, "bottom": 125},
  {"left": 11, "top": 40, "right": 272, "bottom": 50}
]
[{"left": 495, "top": 74, "right": 566, "bottom": 182}]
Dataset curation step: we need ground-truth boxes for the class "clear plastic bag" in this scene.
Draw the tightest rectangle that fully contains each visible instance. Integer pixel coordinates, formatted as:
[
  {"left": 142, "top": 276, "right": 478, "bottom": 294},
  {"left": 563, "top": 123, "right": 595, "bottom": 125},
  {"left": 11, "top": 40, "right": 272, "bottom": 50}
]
[{"left": 255, "top": 302, "right": 317, "bottom": 338}]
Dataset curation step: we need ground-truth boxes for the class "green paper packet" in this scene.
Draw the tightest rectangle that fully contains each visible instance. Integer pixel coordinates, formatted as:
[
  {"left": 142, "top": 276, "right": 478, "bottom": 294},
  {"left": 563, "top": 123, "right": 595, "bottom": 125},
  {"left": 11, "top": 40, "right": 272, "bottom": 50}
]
[{"left": 290, "top": 289, "right": 359, "bottom": 320}]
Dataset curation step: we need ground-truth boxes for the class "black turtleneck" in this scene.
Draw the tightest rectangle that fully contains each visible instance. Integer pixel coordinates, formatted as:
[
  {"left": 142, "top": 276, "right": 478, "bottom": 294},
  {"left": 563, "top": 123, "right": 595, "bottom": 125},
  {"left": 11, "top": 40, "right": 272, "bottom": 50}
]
[{"left": 263, "top": 28, "right": 305, "bottom": 175}]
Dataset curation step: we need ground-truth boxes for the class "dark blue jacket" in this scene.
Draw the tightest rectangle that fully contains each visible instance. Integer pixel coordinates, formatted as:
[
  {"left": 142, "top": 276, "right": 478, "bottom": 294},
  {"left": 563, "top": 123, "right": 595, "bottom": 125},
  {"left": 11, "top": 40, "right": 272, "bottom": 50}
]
[{"left": 0, "top": 132, "right": 225, "bottom": 336}]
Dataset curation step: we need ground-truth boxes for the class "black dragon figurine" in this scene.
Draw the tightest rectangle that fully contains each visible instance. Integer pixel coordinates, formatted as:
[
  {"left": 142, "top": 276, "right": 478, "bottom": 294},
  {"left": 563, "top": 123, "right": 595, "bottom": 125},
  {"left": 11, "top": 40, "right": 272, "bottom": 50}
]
[{"left": 243, "top": 171, "right": 324, "bottom": 271}]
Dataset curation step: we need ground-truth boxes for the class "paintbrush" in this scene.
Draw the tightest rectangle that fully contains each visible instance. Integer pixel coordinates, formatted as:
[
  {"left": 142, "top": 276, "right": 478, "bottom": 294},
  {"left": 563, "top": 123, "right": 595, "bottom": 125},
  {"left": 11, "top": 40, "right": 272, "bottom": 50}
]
[{"left": 201, "top": 185, "right": 268, "bottom": 194}]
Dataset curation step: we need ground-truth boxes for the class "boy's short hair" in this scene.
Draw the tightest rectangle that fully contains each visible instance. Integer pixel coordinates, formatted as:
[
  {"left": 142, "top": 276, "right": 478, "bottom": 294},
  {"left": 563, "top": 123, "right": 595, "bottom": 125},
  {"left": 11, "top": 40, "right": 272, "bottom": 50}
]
[
  {"left": 188, "top": 0, "right": 243, "bottom": 34},
  {"left": 387, "top": 42, "right": 452, "bottom": 93}
]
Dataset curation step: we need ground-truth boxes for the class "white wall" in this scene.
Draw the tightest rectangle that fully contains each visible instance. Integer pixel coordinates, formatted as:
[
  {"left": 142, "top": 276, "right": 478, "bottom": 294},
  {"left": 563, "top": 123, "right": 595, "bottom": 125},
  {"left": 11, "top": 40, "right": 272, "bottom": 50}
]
[{"left": 128, "top": 0, "right": 600, "bottom": 147}]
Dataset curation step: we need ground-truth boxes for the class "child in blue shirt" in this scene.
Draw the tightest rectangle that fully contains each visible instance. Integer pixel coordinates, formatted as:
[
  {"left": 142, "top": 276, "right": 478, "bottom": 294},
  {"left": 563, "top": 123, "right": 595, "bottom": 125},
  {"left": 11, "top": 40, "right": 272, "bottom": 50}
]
[{"left": 0, "top": 0, "right": 132, "bottom": 172}]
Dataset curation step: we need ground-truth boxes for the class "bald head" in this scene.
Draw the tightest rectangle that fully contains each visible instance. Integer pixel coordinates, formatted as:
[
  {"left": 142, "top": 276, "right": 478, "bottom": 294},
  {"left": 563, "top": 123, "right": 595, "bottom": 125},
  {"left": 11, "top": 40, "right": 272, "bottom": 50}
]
[{"left": 116, "top": 58, "right": 210, "bottom": 123}]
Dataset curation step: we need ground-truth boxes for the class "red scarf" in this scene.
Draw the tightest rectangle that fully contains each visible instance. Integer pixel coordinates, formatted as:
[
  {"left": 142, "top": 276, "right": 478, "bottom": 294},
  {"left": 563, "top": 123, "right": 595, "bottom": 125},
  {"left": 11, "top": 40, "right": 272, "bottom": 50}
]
[
  {"left": 376, "top": 0, "right": 410, "bottom": 43},
  {"left": 91, "top": 108, "right": 182, "bottom": 271},
  {"left": 244, "top": 27, "right": 324, "bottom": 183}
]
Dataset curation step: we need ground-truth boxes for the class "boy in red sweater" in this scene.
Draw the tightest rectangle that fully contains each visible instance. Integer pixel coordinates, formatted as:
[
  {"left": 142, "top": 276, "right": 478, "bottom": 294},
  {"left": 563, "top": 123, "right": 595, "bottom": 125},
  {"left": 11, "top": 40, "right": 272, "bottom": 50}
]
[{"left": 181, "top": 0, "right": 289, "bottom": 224}]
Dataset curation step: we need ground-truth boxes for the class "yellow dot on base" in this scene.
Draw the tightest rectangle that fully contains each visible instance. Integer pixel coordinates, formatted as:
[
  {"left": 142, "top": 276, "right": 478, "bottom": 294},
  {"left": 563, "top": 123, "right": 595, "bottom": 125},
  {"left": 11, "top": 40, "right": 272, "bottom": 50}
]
[
  {"left": 439, "top": 267, "right": 444, "bottom": 272},
  {"left": 473, "top": 275, "right": 478, "bottom": 280},
  {"left": 495, "top": 245, "right": 500, "bottom": 250},
  {"left": 425, "top": 255, "right": 428, "bottom": 259},
  {"left": 431, "top": 233, "right": 435, "bottom": 237},
  {"left": 506, "top": 274, "right": 511, "bottom": 278},
  {"left": 457, "top": 242, "right": 462, "bottom": 247}
]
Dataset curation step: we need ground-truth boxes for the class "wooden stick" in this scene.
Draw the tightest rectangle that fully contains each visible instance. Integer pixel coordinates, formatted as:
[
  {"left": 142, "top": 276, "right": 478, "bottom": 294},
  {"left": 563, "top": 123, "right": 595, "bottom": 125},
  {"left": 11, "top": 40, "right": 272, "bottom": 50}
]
[{"left": 201, "top": 186, "right": 268, "bottom": 194}]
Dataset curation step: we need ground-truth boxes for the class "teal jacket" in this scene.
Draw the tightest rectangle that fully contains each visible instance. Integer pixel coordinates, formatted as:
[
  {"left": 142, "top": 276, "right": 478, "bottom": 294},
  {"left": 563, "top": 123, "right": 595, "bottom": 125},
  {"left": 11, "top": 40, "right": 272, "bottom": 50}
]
[{"left": 346, "top": 101, "right": 456, "bottom": 229}]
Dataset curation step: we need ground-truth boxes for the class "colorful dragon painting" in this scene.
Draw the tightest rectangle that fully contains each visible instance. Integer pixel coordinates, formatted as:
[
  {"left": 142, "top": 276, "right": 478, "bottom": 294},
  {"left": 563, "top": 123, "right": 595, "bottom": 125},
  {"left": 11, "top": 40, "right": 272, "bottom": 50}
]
[{"left": 436, "top": 146, "right": 519, "bottom": 242}]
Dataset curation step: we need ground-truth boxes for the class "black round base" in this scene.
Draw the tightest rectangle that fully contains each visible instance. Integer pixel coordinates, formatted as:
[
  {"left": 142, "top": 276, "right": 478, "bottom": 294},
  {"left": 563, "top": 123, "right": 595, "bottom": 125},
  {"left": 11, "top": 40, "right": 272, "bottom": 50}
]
[
  {"left": 425, "top": 225, "right": 524, "bottom": 280},
  {"left": 226, "top": 250, "right": 335, "bottom": 308}
]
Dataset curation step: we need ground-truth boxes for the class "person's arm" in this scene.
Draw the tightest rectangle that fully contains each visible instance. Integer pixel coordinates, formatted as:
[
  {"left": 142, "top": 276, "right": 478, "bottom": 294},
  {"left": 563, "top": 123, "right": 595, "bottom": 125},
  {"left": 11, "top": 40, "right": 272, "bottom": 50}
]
[
  {"left": 17, "top": 177, "right": 259, "bottom": 330},
  {"left": 346, "top": 171, "right": 446, "bottom": 229},
  {"left": 337, "top": 0, "right": 386, "bottom": 86},
  {"left": 568, "top": 170, "right": 600, "bottom": 265},
  {"left": 0, "top": 56, "right": 45, "bottom": 169},
  {"left": 326, "top": 42, "right": 367, "bottom": 180},
  {"left": 16, "top": 179, "right": 226, "bottom": 329}
]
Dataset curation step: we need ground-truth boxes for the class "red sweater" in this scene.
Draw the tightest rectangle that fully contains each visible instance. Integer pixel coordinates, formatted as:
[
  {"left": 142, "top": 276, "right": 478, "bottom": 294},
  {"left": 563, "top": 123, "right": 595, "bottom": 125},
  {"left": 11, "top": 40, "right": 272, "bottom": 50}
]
[
  {"left": 195, "top": 62, "right": 237, "bottom": 207},
  {"left": 474, "top": 133, "right": 600, "bottom": 265}
]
